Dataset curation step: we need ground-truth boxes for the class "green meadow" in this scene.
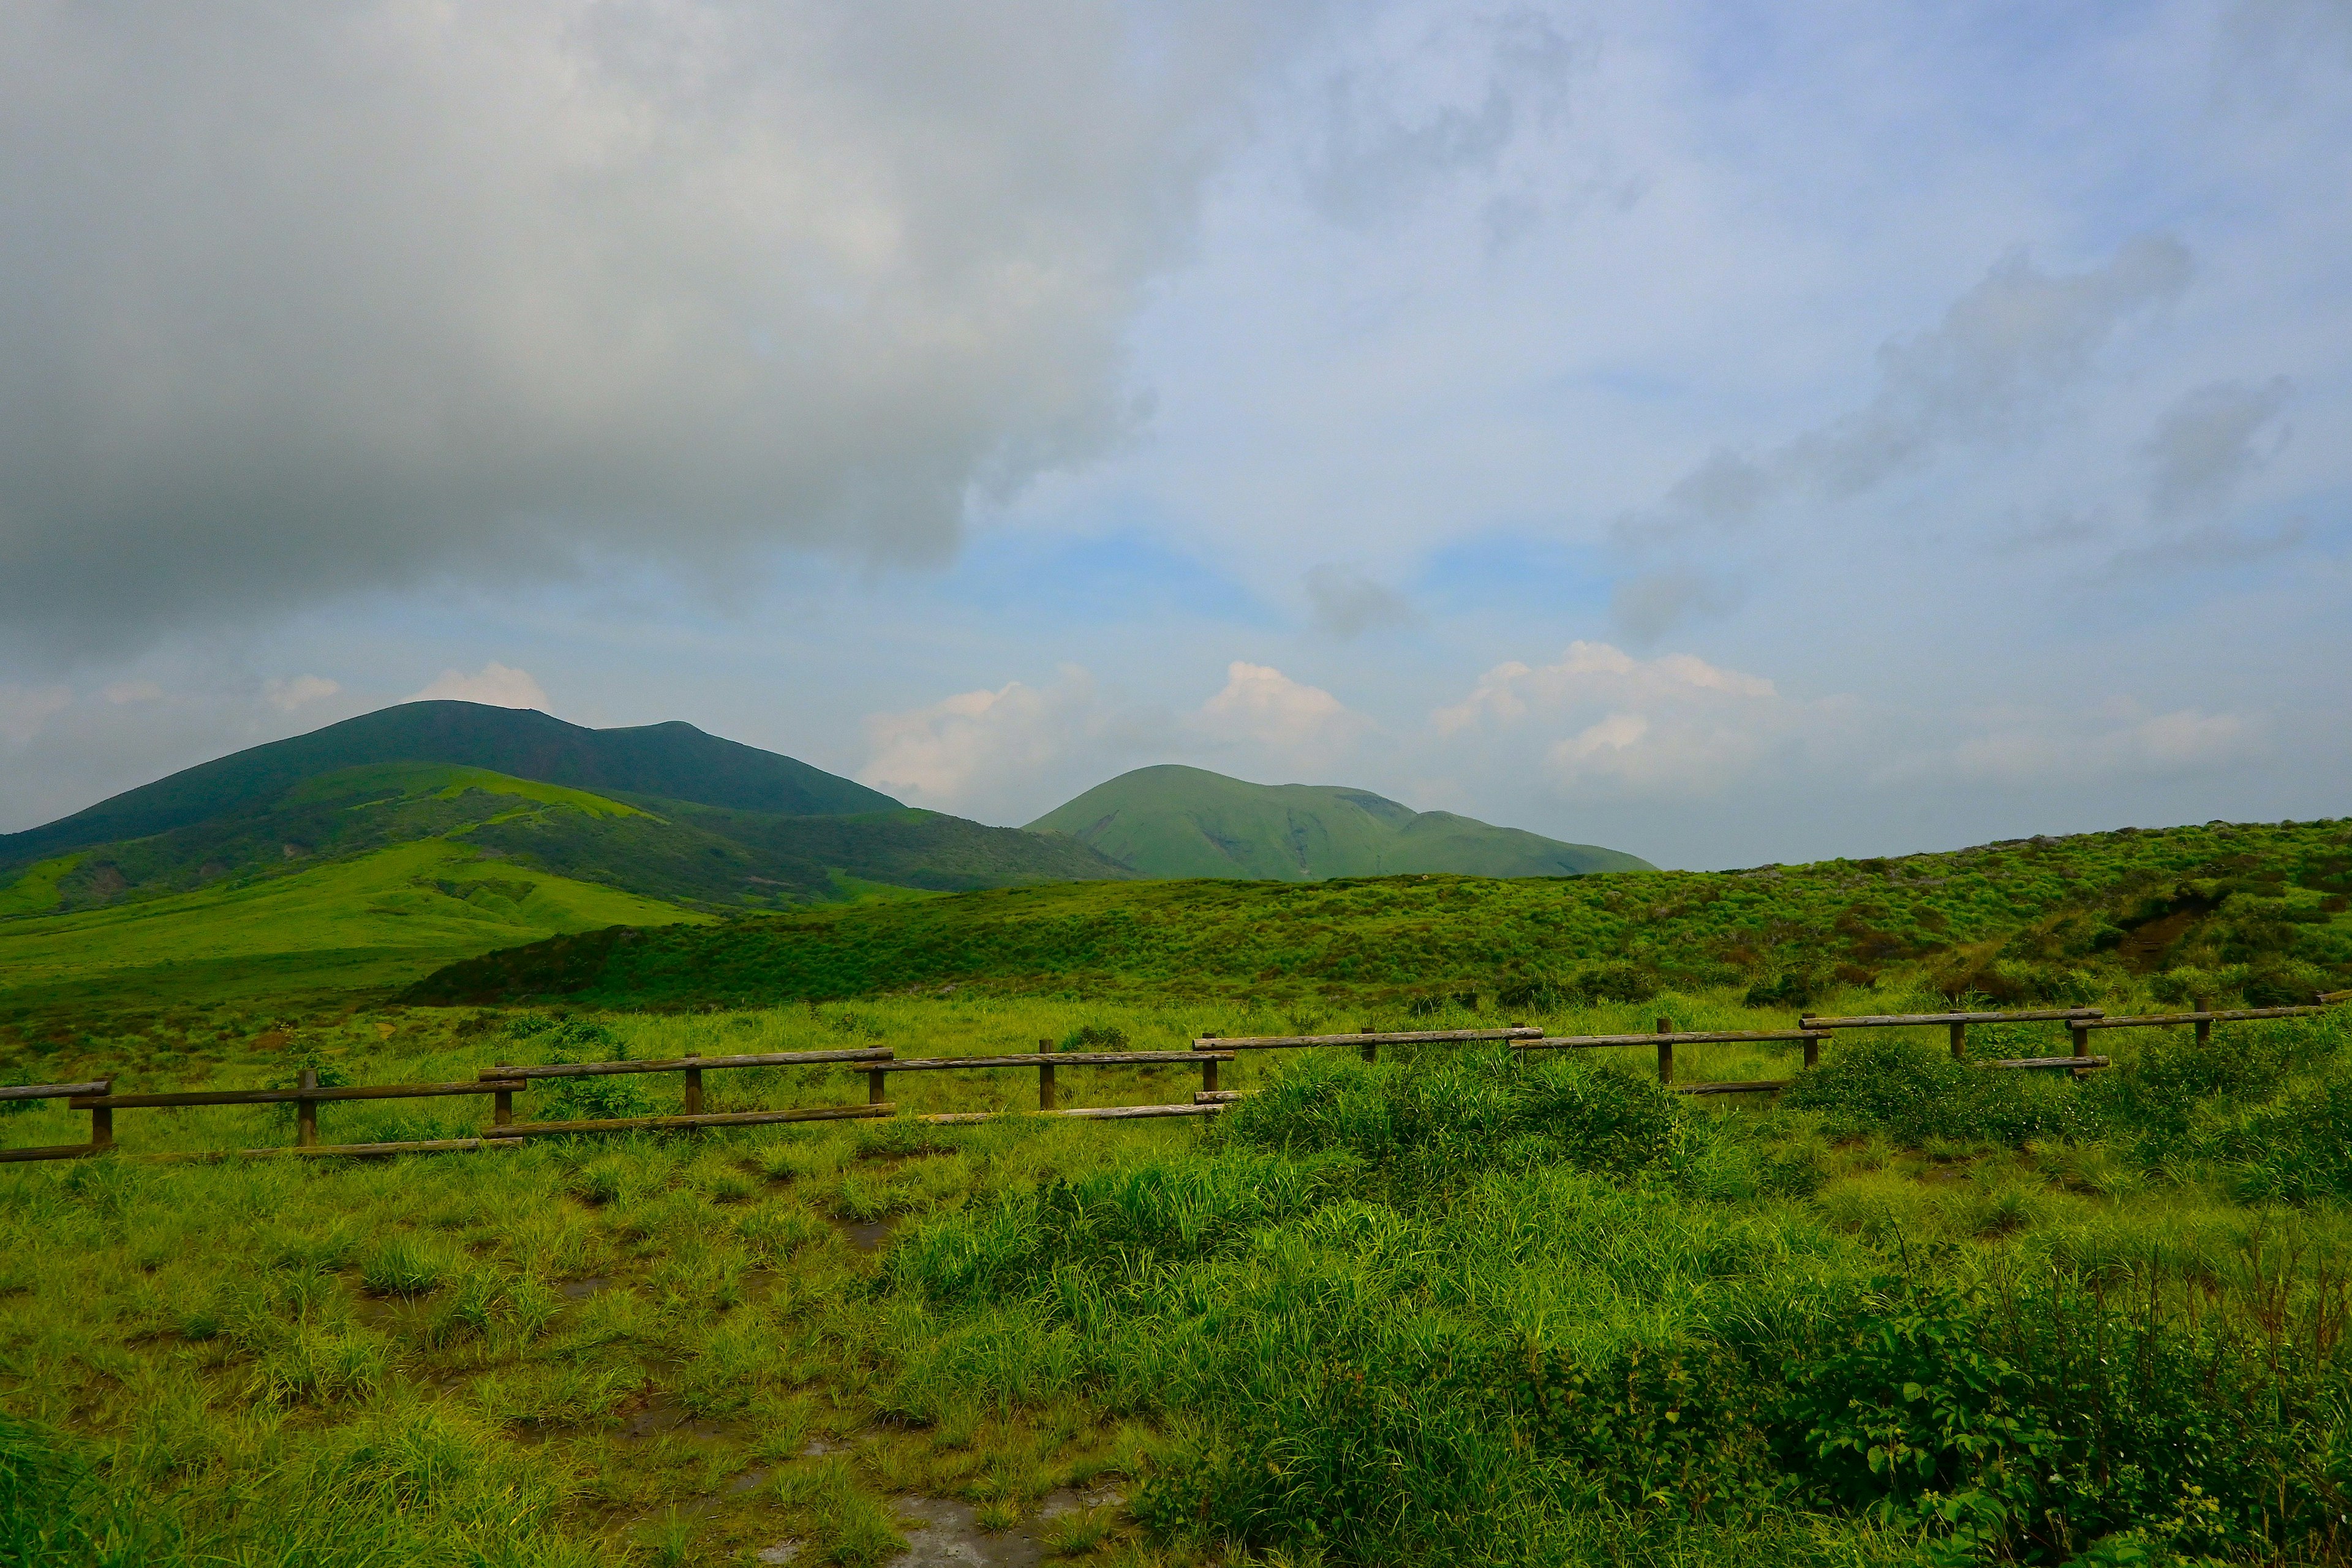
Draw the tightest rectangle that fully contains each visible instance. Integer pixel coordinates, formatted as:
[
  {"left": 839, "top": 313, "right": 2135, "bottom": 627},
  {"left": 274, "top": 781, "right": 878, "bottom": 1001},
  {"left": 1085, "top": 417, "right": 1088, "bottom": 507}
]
[
  {"left": 0, "top": 838, "right": 699, "bottom": 1027},
  {"left": 6, "top": 814, "right": 2352, "bottom": 1566}
]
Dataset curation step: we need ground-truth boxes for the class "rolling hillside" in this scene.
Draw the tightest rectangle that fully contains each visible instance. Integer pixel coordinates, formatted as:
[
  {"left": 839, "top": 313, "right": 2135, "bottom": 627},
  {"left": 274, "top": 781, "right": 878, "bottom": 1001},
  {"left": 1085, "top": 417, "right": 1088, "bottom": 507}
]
[
  {"left": 404, "top": 816, "right": 2352, "bottom": 1009},
  {"left": 0, "top": 708, "right": 1137, "bottom": 1018},
  {"left": 0, "top": 699, "right": 898, "bottom": 870},
  {"left": 1027, "top": 764, "right": 1653, "bottom": 879}
]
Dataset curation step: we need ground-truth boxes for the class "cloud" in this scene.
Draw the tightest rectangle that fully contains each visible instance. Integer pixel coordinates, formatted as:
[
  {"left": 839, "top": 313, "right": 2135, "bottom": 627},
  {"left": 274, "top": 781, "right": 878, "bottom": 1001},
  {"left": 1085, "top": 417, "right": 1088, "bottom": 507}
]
[
  {"left": 1304, "top": 564, "right": 1418, "bottom": 638},
  {"left": 409, "top": 663, "right": 548, "bottom": 709},
  {"left": 1942, "top": 707, "right": 2260, "bottom": 785},
  {"left": 1303, "top": 10, "right": 1586, "bottom": 228},
  {"left": 1633, "top": 237, "right": 2194, "bottom": 538},
  {"left": 1609, "top": 567, "right": 1741, "bottom": 644},
  {"left": 0, "top": 684, "right": 70, "bottom": 745},
  {"left": 1191, "top": 661, "right": 1371, "bottom": 772},
  {"left": 0, "top": 2, "right": 1269, "bottom": 657},
  {"left": 2106, "top": 518, "right": 2309, "bottom": 576},
  {"left": 1434, "top": 640, "right": 1791, "bottom": 797},
  {"left": 263, "top": 675, "right": 341, "bottom": 712},
  {"left": 100, "top": 680, "right": 163, "bottom": 705},
  {"left": 2143, "top": 377, "right": 2293, "bottom": 519},
  {"left": 859, "top": 658, "right": 1373, "bottom": 821}
]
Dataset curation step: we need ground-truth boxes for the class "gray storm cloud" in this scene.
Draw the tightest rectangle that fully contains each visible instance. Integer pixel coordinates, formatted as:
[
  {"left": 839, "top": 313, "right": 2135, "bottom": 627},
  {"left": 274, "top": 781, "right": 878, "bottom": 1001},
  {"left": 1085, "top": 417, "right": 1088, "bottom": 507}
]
[
  {"left": 2143, "top": 377, "right": 2293, "bottom": 519},
  {"left": 0, "top": 1, "right": 1265, "bottom": 655},
  {"left": 1639, "top": 236, "right": 2195, "bottom": 535}
]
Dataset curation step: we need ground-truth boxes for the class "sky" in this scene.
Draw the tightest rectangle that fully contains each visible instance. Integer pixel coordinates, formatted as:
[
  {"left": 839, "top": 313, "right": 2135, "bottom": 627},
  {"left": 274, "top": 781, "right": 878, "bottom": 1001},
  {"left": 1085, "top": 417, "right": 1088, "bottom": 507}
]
[{"left": 3, "top": 0, "right": 2348, "bottom": 870}]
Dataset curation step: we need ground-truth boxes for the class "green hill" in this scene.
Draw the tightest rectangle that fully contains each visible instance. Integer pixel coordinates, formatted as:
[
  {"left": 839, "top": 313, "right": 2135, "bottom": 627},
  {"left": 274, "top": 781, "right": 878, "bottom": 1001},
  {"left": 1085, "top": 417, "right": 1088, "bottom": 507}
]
[
  {"left": 409, "top": 816, "right": 2352, "bottom": 1011},
  {"left": 0, "top": 714, "right": 1139, "bottom": 1019},
  {"left": 1026, "top": 764, "right": 1653, "bottom": 879},
  {"left": 0, "top": 699, "right": 899, "bottom": 870}
]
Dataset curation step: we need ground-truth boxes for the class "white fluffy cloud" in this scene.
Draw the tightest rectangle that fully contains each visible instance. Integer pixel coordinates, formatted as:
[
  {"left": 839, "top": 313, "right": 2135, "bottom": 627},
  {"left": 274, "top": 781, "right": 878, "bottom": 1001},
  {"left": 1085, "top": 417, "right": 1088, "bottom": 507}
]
[
  {"left": 1435, "top": 641, "right": 1797, "bottom": 797},
  {"left": 263, "top": 675, "right": 342, "bottom": 712},
  {"left": 859, "top": 667, "right": 1128, "bottom": 818},
  {"left": 1191, "top": 661, "right": 1371, "bottom": 774},
  {"left": 859, "top": 658, "right": 1374, "bottom": 822},
  {"left": 409, "top": 663, "right": 548, "bottom": 709},
  {"left": 0, "top": 2, "right": 1266, "bottom": 655}
]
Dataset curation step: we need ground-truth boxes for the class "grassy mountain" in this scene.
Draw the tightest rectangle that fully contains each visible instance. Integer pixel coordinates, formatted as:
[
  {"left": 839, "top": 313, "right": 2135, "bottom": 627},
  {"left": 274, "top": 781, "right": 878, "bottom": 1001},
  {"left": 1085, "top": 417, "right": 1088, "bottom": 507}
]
[
  {"left": 404, "top": 815, "right": 2352, "bottom": 1009},
  {"left": 0, "top": 699, "right": 899, "bottom": 870},
  {"left": 0, "top": 715, "right": 1136, "bottom": 1021},
  {"left": 1027, "top": 764, "right": 1653, "bottom": 879}
]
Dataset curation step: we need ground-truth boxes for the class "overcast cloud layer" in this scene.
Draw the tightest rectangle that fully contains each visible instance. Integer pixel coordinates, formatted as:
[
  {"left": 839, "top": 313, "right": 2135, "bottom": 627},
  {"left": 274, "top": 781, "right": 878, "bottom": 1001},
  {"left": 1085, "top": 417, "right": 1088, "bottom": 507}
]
[{"left": 4, "top": 0, "right": 2348, "bottom": 869}]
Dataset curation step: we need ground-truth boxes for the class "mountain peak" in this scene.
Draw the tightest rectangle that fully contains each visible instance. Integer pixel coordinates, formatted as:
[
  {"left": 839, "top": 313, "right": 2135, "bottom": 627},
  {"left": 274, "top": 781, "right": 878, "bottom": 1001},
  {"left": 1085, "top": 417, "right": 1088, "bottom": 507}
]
[
  {"left": 2, "top": 700, "right": 899, "bottom": 866},
  {"left": 1027, "top": 764, "right": 1651, "bottom": 879}
]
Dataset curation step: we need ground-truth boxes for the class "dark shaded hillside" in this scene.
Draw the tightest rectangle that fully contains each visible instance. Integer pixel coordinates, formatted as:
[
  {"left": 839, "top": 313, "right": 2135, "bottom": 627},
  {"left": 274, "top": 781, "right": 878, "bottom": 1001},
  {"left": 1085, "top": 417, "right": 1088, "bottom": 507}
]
[
  {"left": 0, "top": 700, "right": 897, "bottom": 870},
  {"left": 467, "top": 801, "right": 1139, "bottom": 902},
  {"left": 405, "top": 816, "right": 2352, "bottom": 1008}
]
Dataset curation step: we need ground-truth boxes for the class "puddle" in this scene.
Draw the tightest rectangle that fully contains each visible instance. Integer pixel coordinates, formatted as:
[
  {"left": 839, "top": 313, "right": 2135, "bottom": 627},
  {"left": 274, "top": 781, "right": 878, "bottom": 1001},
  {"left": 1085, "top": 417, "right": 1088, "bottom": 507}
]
[
  {"left": 556, "top": 1276, "right": 613, "bottom": 1298},
  {"left": 888, "top": 1496, "right": 1042, "bottom": 1568},
  {"left": 728, "top": 1466, "right": 772, "bottom": 1496},
  {"left": 800, "top": 1436, "right": 847, "bottom": 1457},
  {"left": 620, "top": 1391, "right": 730, "bottom": 1444},
  {"left": 755, "top": 1540, "right": 804, "bottom": 1565},
  {"left": 1038, "top": 1484, "right": 1123, "bottom": 1519},
  {"left": 837, "top": 1216, "right": 900, "bottom": 1253}
]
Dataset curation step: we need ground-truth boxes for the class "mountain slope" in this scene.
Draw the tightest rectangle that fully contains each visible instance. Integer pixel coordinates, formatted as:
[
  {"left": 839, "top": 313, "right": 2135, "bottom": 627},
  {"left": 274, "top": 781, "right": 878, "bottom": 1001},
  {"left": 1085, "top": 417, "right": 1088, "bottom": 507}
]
[
  {"left": 0, "top": 700, "right": 898, "bottom": 869},
  {"left": 0, "top": 760, "right": 1137, "bottom": 919},
  {"left": 404, "top": 816, "right": 2352, "bottom": 1009},
  {"left": 1027, "top": 764, "right": 1653, "bottom": 879}
]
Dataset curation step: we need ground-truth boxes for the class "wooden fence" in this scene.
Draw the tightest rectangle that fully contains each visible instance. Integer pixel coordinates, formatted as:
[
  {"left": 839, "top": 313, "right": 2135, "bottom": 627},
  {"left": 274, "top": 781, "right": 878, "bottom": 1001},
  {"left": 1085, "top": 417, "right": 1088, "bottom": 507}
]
[{"left": 3, "top": 996, "right": 2343, "bottom": 1163}]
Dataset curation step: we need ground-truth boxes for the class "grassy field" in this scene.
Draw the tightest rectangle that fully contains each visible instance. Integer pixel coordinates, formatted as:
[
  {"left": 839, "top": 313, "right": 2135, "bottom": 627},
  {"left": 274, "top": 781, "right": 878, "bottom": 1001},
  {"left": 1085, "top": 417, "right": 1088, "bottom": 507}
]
[
  {"left": 0, "top": 839, "right": 701, "bottom": 1030},
  {"left": 6, "top": 815, "right": 2352, "bottom": 1567},
  {"left": 6, "top": 981, "right": 2352, "bottom": 1567}
]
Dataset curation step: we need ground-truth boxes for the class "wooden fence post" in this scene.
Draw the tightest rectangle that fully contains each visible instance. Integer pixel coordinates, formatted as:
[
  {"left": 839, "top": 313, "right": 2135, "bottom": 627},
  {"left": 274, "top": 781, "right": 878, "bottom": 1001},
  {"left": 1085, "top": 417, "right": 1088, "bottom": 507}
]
[
  {"left": 2070, "top": 1022, "right": 2089, "bottom": 1060},
  {"left": 1656, "top": 1017, "right": 1673, "bottom": 1087},
  {"left": 89, "top": 1081, "right": 113, "bottom": 1153},
  {"left": 869, "top": 1067, "right": 888, "bottom": 1106},
  {"left": 683, "top": 1055, "right": 704, "bottom": 1117},
  {"left": 1360, "top": 1026, "right": 1377, "bottom": 1065},
  {"left": 2195, "top": 995, "right": 2211, "bottom": 1048},
  {"left": 1949, "top": 1020, "right": 1967, "bottom": 1061},
  {"left": 297, "top": 1068, "right": 318, "bottom": 1148},
  {"left": 1038, "top": 1039, "right": 1056, "bottom": 1112},
  {"left": 1803, "top": 1031, "right": 1820, "bottom": 1070},
  {"left": 493, "top": 1087, "right": 513, "bottom": 1127}
]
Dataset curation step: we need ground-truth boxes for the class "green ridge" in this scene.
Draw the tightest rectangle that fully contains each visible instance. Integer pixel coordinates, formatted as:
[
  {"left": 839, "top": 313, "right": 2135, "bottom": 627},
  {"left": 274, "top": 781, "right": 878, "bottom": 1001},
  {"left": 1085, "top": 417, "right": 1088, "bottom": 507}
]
[
  {"left": 1027, "top": 763, "right": 1653, "bottom": 878},
  {"left": 405, "top": 816, "right": 2352, "bottom": 1008},
  {"left": 0, "top": 699, "right": 899, "bottom": 870}
]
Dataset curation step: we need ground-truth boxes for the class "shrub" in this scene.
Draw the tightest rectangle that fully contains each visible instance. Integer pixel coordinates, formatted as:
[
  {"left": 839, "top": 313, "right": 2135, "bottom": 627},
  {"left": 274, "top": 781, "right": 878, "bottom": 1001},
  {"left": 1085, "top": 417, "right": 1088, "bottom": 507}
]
[
  {"left": 1219, "top": 1054, "right": 1680, "bottom": 1193},
  {"left": 538, "top": 1027, "right": 651, "bottom": 1121},
  {"left": 1781, "top": 1038, "right": 2101, "bottom": 1147},
  {"left": 1572, "top": 963, "right": 1660, "bottom": 1004},
  {"left": 1057, "top": 1023, "right": 1128, "bottom": 1052}
]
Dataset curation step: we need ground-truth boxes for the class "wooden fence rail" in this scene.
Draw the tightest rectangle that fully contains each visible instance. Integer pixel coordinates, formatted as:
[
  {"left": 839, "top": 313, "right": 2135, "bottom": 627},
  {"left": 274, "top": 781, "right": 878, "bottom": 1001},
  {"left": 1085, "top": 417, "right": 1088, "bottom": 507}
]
[
  {"left": 0, "top": 1079, "right": 111, "bottom": 1163},
  {"left": 1192, "top": 1027, "right": 1544, "bottom": 1063},
  {"left": 5, "top": 995, "right": 2342, "bottom": 1162},
  {"left": 1803, "top": 1007, "right": 2108, "bottom": 1065}
]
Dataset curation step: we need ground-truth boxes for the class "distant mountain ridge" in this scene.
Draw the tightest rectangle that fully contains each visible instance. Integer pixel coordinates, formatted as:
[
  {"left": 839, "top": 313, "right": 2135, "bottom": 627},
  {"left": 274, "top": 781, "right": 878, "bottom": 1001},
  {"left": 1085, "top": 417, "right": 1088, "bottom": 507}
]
[
  {"left": 1027, "top": 764, "right": 1653, "bottom": 879},
  {"left": 0, "top": 700, "right": 898, "bottom": 869},
  {"left": 0, "top": 705, "right": 1136, "bottom": 925}
]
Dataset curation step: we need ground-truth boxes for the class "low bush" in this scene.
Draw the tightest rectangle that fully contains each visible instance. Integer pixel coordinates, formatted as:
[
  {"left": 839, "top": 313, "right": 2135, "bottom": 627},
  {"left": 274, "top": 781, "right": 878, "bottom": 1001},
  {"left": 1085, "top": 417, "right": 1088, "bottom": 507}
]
[
  {"left": 1782, "top": 1038, "right": 2103, "bottom": 1147},
  {"left": 1218, "top": 1054, "right": 1681, "bottom": 1191}
]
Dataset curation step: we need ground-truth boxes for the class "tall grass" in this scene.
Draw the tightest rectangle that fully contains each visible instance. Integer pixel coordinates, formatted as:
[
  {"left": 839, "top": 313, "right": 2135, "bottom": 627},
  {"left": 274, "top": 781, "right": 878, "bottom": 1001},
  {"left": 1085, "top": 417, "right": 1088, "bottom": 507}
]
[{"left": 5, "top": 995, "right": 2352, "bottom": 1563}]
